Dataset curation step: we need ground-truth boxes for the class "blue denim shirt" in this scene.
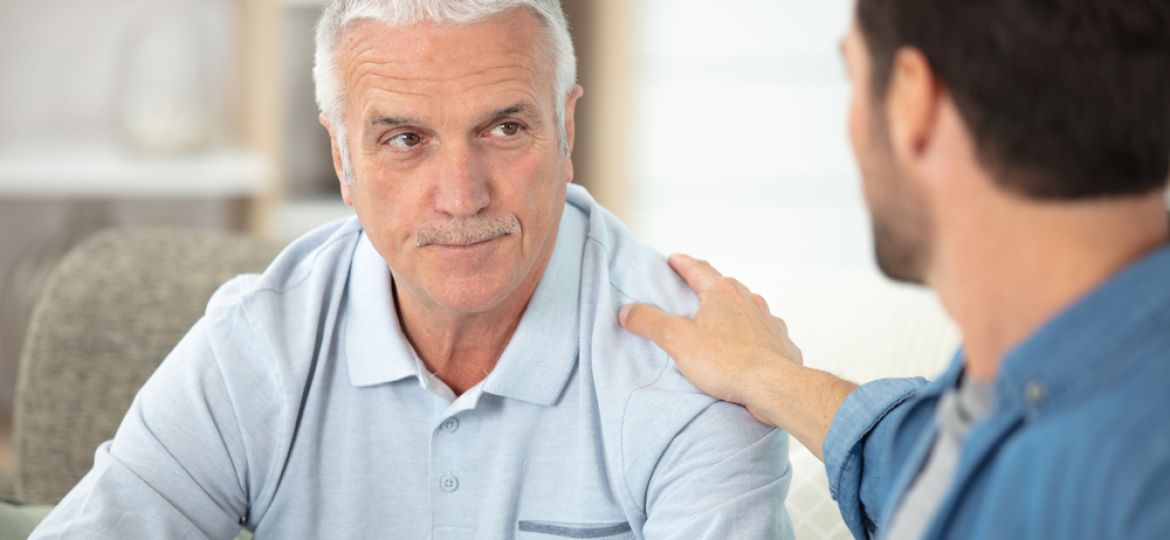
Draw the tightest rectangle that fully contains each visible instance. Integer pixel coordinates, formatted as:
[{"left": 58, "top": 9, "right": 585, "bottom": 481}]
[{"left": 823, "top": 245, "right": 1170, "bottom": 539}]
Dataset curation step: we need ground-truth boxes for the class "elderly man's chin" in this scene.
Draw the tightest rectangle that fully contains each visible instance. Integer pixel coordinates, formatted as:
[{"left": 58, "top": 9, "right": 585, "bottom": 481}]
[
  {"left": 421, "top": 279, "right": 526, "bottom": 315},
  {"left": 412, "top": 243, "right": 535, "bottom": 314}
]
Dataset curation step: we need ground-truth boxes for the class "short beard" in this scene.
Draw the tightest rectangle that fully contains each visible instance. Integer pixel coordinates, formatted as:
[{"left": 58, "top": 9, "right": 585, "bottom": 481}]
[
  {"left": 871, "top": 208, "right": 929, "bottom": 284},
  {"left": 863, "top": 118, "right": 932, "bottom": 284}
]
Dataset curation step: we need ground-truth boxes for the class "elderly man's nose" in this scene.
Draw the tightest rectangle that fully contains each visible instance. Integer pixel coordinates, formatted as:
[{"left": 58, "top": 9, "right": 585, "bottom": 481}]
[{"left": 435, "top": 145, "right": 490, "bottom": 217}]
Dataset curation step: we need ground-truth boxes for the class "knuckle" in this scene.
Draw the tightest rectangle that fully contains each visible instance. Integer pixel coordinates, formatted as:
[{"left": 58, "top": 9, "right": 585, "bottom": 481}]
[
  {"left": 650, "top": 318, "right": 674, "bottom": 340},
  {"left": 658, "top": 321, "right": 687, "bottom": 348},
  {"left": 713, "top": 277, "right": 740, "bottom": 294},
  {"left": 772, "top": 316, "right": 788, "bottom": 331},
  {"left": 695, "top": 258, "right": 721, "bottom": 276}
]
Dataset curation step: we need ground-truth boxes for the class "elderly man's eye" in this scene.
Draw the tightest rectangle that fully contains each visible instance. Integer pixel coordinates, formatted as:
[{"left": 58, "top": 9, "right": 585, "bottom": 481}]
[
  {"left": 386, "top": 132, "right": 423, "bottom": 149},
  {"left": 491, "top": 122, "right": 524, "bottom": 137}
]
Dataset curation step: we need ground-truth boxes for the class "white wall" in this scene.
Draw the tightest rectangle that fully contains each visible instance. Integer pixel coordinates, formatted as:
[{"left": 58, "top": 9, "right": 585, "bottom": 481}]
[
  {"left": 0, "top": 0, "right": 238, "bottom": 149},
  {"left": 629, "top": 0, "right": 875, "bottom": 279},
  {"left": 0, "top": 0, "right": 242, "bottom": 416}
]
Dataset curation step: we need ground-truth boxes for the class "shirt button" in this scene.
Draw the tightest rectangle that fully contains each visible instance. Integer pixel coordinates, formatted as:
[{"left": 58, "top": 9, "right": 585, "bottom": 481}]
[
  {"left": 439, "top": 474, "right": 459, "bottom": 493},
  {"left": 1025, "top": 381, "right": 1047, "bottom": 406},
  {"left": 440, "top": 417, "right": 460, "bottom": 433}
]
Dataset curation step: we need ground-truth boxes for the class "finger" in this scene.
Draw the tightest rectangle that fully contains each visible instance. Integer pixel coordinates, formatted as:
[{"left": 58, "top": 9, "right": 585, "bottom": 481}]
[
  {"left": 619, "top": 303, "right": 692, "bottom": 354},
  {"left": 788, "top": 342, "right": 805, "bottom": 366},
  {"left": 667, "top": 253, "right": 724, "bottom": 293}
]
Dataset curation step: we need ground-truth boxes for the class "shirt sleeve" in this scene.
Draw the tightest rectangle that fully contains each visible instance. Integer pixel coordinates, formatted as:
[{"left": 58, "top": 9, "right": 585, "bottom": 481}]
[
  {"left": 822, "top": 377, "right": 928, "bottom": 540},
  {"left": 30, "top": 316, "right": 262, "bottom": 539},
  {"left": 638, "top": 400, "right": 794, "bottom": 539}
]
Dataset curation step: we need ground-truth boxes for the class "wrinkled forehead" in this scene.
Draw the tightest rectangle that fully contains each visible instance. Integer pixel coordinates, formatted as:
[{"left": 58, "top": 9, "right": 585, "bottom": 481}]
[{"left": 334, "top": 9, "right": 556, "bottom": 108}]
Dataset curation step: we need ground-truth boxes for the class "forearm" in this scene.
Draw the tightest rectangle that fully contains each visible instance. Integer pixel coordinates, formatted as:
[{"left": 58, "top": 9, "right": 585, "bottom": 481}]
[{"left": 746, "top": 358, "right": 857, "bottom": 461}]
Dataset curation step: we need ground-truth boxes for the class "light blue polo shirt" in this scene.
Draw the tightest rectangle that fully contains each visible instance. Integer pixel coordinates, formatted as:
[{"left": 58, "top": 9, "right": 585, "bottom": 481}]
[{"left": 33, "top": 185, "right": 793, "bottom": 539}]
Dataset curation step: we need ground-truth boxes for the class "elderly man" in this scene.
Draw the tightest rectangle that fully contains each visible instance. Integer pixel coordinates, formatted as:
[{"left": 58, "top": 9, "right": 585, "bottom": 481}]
[
  {"left": 31, "top": 1, "right": 792, "bottom": 538},
  {"left": 623, "top": 0, "right": 1170, "bottom": 538}
]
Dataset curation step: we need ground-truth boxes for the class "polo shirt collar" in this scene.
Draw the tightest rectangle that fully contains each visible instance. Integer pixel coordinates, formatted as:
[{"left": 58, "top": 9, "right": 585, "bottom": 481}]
[{"left": 345, "top": 233, "right": 420, "bottom": 387}]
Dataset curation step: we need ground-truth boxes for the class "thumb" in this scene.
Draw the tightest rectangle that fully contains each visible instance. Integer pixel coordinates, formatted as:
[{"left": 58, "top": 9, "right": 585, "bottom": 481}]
[{"left": 619, "top": 303, "right": 690, "bottom": 354}]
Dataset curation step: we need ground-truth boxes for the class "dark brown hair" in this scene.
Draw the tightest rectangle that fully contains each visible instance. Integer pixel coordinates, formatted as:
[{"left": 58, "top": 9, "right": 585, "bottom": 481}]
[{"left": 857, "top": 0, "right": 1170, "bottom": 199}]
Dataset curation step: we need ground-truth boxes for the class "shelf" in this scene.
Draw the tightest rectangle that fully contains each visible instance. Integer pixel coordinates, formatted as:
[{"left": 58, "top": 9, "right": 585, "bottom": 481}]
[
  {"left": 278, "top": 0, "right": 326, "bottom": 8},
  {"left": 0, "top": 145, "right": 271, "bottom": 199}
]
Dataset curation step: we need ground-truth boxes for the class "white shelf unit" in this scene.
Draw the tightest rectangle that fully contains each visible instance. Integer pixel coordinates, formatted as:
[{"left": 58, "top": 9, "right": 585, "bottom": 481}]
[
  {"left": 0, "top": 145, "right": 269, "bottom": 200},
  {"left": 278, "top": 0, "right": 325, "bottom": 7}
]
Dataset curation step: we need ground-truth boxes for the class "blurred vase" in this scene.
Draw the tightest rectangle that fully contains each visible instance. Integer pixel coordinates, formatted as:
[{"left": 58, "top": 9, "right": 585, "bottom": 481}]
[{"left": 115, "top": 1, "right": 216, "bottom": 154}]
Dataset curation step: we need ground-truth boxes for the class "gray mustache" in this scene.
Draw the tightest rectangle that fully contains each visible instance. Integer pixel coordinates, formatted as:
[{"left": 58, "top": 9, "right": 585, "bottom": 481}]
[{"left": 413, "top": 215, "right": 521, "bottom": 247}]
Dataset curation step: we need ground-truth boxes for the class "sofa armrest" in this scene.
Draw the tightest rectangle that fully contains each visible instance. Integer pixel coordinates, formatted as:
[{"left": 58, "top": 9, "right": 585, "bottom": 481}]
[
  {"left": 0, "top": 499, "right": 255, "bottom": 540},
  {"left": 0, "top": 500, "right": 54, "bottom": 539}
]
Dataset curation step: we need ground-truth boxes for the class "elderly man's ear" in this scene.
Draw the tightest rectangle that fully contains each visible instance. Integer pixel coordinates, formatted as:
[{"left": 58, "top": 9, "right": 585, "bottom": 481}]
[
  {"left": 320, "top": 113, "right": 354, "bottom": 206},
  {"left": 564, "top": 85, "right": 584, "bottom": 183}
]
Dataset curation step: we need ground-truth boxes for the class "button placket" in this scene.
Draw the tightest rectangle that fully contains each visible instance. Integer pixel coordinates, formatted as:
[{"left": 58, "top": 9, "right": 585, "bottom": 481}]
[
  {"left": 433, "top": 414, "right": 465, "bottom": 507},
  {"left": 431, "top": 407, "right": 475, "bottom": 531}
]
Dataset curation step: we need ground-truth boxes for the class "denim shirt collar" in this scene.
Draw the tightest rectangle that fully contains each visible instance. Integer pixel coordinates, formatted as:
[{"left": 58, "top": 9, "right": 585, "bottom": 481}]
[
  {"left": 344, "top": 202, "right": 586, "bottom": 408},
  {"left": 994, "top": 244, "right": 1170, "bottom": 414},
  {"left": 921, "top": 244, "right": 1170, "bottom": 412}
]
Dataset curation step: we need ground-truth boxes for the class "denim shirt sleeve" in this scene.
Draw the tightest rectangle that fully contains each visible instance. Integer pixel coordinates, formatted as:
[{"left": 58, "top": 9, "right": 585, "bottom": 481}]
[{"left": 822, "top": 377, "right": 928, "bottom": 539}]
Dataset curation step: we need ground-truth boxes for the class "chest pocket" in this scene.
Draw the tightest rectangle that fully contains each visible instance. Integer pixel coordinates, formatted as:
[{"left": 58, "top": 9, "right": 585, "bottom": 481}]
[{"left": 517, "top": 520, "right": 633, "bottom": 538}]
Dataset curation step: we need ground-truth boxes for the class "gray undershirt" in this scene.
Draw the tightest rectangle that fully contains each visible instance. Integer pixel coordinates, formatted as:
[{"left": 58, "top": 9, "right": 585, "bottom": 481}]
[{"left": 884, "top": 376, "right": 995, "bottom": 539}]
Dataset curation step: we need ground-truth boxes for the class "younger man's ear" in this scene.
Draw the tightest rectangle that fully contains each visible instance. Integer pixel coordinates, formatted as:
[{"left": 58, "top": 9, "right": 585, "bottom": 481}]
[{"left": 886, "top": 47, "right": 943, "bottom": 164}]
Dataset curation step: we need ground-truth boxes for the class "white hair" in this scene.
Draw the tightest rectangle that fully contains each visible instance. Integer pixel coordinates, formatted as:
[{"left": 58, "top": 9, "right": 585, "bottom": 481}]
[{"left": 313, "top": 0, "right": 578, "bottom": 185}]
